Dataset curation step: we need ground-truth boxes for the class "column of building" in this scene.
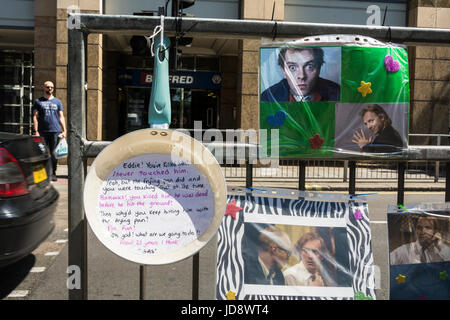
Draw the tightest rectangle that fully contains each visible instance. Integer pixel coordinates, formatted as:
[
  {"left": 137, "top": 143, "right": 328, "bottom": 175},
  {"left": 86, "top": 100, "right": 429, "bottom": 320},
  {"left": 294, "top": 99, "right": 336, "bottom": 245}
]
[
  {"left": 219, "top": 56, "right": 238, "bottom": 129},
  {"left": 54, "top": 0, "right": 103, "bottom": 143},
  {"left": 408, "top": 0, "right": 450, "bottom": 144},
  {"left": 34, "top": 0, "right": 57, "bottom": 102},
  {"left": 238, "top": 0, "right": 285, "bottom": 131}
]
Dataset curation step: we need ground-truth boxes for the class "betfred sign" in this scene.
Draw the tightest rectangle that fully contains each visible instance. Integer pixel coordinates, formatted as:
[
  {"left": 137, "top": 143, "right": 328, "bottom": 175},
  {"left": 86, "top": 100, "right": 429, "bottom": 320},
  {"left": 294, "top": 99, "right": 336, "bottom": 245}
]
[
  {"left": 141, "top": 73, "right": 194, "bottom": 85},
  {"left": 118, "top": 69, "right": 222, "bottom": 90}
]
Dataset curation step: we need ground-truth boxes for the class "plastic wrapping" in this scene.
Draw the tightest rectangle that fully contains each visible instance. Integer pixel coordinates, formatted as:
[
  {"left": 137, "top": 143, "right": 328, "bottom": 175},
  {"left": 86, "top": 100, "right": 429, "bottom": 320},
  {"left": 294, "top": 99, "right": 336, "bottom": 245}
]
[
  {"left": 259, "top": 35, "right": 410, "bottom": 158},
  {"left": 387, "top": 202, "right": 450, "bottom": 300},
  {"left": 216, "top": 187, "right": 376, "bottom": 300}
]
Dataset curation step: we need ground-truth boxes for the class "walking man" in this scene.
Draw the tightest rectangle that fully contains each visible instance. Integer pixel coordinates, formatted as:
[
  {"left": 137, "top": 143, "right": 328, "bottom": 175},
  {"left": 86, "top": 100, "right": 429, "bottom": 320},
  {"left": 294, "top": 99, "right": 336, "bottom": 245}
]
[{"left": 32, "top": 81, "right": 66, "bottom": 181}]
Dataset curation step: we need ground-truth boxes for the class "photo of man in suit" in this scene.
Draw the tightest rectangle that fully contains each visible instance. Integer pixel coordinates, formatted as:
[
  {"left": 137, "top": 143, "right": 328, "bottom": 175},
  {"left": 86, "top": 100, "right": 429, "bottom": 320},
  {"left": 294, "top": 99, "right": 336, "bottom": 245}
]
[
  {"left": 390, "top": 216, "right": 450, "bottom": 265},
  {"left": 243, "top": 224, "right": 293, "bottom": 285}
]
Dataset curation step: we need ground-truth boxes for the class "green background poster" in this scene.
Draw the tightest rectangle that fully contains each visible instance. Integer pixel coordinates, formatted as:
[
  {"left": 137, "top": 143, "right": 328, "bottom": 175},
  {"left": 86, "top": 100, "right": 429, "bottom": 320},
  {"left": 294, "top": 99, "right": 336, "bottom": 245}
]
[
  {"left": 260, "top": 45, "right": 410, "bottom": 159},
  {"left": 260, "top": 102, "right": 335, "bottom": 158},
  {"left": 341, "top": 47, "right": 410, "bottom": 103}
]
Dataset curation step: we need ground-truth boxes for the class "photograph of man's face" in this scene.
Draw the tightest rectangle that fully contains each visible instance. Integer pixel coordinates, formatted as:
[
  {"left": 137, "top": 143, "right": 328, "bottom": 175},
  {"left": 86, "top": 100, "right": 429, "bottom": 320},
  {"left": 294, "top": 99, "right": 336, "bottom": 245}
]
[
  {"left": 281, "top": 48, "right": 321, "bottom": 98},
  {"left": 260, "top": 46, "right": 341, "bottom": 103},
  {"left": 362, "top": 110, "right": 384, "bottom": 136},
  {"left": 300, "top": 237, "right": 323, "bottom": 275},
  {"left": 416, "top": 217, "right": 437, "bottom": 248}
]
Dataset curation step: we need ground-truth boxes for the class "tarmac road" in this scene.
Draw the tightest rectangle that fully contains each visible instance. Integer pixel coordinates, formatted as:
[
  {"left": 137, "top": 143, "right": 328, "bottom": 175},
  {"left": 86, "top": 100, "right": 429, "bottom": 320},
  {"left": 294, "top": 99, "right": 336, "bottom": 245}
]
[{"left": 1, "top": 167, "right": 447, "bottom": 300}]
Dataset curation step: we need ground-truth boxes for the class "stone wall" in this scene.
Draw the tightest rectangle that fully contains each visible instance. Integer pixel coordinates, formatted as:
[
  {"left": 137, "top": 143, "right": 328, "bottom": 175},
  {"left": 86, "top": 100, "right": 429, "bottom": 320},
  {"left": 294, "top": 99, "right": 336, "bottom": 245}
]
[
  {"left": 55, "top": 0, "right": 103, "bottom": 142},
  {"left": 34, "top": 0, "right": 57, "bottom": 101},
  {"left": 408, "top": 0, "right": 450, "bottom": 145},
  {"left": 238, "top": 0, "right": 284, "bottom": 131}
]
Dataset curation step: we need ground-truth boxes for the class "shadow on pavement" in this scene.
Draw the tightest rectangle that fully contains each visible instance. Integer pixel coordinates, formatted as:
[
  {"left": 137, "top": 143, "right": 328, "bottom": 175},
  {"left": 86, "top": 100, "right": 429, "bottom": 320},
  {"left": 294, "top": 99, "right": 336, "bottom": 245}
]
[{"left": 0, "top": 254, "right": 35, "bottom": 299}]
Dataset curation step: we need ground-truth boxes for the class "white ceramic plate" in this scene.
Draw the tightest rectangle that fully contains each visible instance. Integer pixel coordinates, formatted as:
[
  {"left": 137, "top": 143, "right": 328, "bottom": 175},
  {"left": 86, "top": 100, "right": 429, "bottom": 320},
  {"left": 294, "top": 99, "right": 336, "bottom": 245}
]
[{"left": 83, "top": 129, "right": 227, "bottom": 265}]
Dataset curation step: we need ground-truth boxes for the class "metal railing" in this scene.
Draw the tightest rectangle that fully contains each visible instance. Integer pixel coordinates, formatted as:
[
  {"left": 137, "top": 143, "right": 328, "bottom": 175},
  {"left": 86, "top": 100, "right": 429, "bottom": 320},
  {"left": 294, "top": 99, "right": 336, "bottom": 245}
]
[
  {"left": 181, "top": 130, "right": 449, "bottom": 182},
  {"left": 409, "top": 134, "right": 450, "bottom": 182},
  {"left": 221, "top": 160, "right": 446, "bottom": 182}
]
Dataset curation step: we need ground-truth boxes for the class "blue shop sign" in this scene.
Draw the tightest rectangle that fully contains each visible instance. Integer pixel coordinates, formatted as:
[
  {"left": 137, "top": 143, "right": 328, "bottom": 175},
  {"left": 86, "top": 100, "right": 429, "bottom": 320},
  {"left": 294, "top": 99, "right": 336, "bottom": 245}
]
[{"left": 117, "top": 69, "right": 222, "bottom": 90}]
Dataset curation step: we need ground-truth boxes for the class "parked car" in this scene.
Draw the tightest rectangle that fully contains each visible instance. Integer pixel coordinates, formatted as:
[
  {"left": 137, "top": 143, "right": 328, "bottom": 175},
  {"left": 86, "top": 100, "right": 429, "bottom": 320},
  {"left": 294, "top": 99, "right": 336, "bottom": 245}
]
[{"left": 0, "top": 132, "right": 59, "bottom": 268}]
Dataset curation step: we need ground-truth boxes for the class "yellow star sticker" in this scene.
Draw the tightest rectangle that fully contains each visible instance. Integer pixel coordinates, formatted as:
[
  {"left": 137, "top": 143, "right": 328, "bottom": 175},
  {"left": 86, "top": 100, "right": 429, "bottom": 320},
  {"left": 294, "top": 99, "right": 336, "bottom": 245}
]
[
  {"left": 225, "top": 290, "right": 236, "bottom": 300},
  {"left": 357, "top": 81, "right": 373, "bottom": 97},
  {"left": 395, "top": 274, "right": 406, "bottom": 284}
]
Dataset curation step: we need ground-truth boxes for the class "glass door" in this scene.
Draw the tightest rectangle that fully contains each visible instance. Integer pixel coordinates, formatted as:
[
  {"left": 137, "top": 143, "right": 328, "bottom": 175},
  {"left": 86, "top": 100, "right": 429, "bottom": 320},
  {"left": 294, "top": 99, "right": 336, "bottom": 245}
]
[{"left": 191, "top": 90, "right": 219, "bottom": 129}]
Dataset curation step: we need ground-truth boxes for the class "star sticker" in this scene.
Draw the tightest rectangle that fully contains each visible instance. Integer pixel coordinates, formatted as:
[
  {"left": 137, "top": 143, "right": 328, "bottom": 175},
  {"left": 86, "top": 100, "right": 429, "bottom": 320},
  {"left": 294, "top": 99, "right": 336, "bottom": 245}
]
[
  {"left": 225, "top": 290, "right": 236, "bottom": 300},
  {"left": 309, "top": 134, "right": 324, "bottom": 149},
  {"left": 439, "top": 271, "right": 448, "bottom": 281},
  {"left": 354, "top": 291, "right": 373, "bottom": 300},
  {"left": 225, "top": 199, "right": 243, "bottom": 219},
  {"left": 357, "top": 81, "right": 373, "bottom": 97},
  {"left": 395, "top": 274, "right": 406, "bottom": 284},
  {"left": 353, "top": 209, "right": 363, "bottom": 220}
]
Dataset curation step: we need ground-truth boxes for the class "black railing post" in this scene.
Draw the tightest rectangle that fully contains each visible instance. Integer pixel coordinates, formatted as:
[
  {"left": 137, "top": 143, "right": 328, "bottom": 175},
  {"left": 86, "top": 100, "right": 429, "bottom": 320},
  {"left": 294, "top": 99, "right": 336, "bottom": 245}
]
[
  {"left": 192, "top": 253, "right": 200, "bottom": 299},
  {"left": 445, "top": 162, "right": 450, "bottom": 202},
  {"left": 397, "top": 162, "right": 406, "bottom": 205},
  {"left": 298, "top": 160, "right": 306, "bottom": 191},
  {"left": 349, "top": 161, "right": 356, "bottom": 195},
  {"left": 68, "top": 26, "right": 88, "bottom": 301}
]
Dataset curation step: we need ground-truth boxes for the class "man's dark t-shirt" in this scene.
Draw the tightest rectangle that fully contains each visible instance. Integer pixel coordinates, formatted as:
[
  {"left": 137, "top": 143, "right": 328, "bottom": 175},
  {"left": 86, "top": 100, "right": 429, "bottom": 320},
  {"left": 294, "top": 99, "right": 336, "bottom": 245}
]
[{"left": 33, "top": 97, "right": 63, "bottom": 133}]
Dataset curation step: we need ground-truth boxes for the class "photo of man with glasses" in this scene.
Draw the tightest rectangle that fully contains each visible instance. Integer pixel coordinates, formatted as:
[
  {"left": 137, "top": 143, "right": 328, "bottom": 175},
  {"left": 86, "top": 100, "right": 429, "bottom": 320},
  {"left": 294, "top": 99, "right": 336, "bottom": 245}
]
[
  {"left": 243, "top": 224, "right": 293, "bottom": 285},
  {"left": 283, "top": 232, "right": 329, "bottom": 286}
]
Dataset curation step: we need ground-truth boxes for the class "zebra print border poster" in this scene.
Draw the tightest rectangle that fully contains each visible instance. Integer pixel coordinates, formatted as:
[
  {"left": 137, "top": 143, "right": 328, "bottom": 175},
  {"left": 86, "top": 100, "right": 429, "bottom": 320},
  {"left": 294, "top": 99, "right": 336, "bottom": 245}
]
[{"left": 216, "top": 188, "right": 376, "bottom": 300}]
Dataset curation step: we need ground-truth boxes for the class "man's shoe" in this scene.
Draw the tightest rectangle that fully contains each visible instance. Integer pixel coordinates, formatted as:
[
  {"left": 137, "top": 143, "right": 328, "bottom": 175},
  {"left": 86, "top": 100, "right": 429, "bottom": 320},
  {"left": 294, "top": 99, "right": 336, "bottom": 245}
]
[{"left": 51, "top": 175, "right": 57, "bottom": 181}]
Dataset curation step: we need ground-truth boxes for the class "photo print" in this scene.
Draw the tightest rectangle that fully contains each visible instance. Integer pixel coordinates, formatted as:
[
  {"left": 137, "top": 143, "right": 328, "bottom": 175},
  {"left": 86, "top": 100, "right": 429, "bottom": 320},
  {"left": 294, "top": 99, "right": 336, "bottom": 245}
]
[
  {"left": 260, "top": 46, "right": 341, "bottom": 103},
  {"left": 388, "top": 207, "right": 450, "bottom": 300},
  {"left": 334, "top": 103, "right": 408, "bottom": 154}
]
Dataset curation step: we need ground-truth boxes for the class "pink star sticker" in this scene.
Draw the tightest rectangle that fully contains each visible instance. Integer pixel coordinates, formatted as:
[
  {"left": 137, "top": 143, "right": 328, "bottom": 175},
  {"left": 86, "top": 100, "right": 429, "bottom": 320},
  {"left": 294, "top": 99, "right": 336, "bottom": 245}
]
[
  {"left": 225, "top": 199, "right": 243, "bottom": 219},
  {"left": 309, "top": 134, "right": 325, "bottom": 149},
  {"left": 353, "top": 209, "right": 363, "bottom": 220}
]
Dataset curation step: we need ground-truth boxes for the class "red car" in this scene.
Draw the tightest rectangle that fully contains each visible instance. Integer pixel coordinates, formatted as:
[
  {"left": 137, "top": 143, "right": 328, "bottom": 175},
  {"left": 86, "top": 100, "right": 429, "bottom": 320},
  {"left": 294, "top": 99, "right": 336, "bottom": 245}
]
[{"left": 0, "top": 132, "right": 59, "bottom": 268}]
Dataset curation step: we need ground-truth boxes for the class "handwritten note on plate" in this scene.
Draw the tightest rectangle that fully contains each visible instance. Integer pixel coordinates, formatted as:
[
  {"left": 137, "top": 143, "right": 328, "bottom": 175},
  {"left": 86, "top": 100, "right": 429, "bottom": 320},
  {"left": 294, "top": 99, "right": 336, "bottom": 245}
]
[{"left": 97, "top": 153, "right": 215, "bottom": 256}]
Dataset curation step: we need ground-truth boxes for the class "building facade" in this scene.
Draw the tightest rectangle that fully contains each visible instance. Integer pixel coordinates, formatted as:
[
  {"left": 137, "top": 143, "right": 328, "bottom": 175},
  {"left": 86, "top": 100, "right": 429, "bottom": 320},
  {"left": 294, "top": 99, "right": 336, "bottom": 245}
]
[{"left": 0, "top": 0, "right": 448, "bottom": 145}]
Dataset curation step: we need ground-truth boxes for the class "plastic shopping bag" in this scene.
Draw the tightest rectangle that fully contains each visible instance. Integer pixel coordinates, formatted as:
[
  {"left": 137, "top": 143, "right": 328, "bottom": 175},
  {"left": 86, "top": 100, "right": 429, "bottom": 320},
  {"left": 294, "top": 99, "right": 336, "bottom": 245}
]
[{"left": 54, "top": 137, "right": 68, "bottom": 159}]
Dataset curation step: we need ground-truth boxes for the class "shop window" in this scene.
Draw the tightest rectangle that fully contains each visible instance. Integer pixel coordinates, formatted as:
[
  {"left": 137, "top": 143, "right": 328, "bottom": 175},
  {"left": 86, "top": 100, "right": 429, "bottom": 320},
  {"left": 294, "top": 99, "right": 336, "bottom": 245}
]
[
  {"left": 196, "top": 57, "right": 219, "bottom": 71},
  {"left": 0, "top": 51, "right": 34, "bottom": 134},
  {"left": 178, "top": 56, "right": 195, "bottom": 70}
]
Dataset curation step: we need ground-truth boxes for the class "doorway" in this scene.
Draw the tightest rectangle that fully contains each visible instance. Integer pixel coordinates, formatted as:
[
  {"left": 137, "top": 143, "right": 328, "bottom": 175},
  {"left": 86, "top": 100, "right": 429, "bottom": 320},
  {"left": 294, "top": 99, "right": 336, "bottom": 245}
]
[
  {"left": 191, "top": 90, "right": 219, "bottom": 130},
  {"left": 0, "top": 51, "right": 34, "bottom": 134}
]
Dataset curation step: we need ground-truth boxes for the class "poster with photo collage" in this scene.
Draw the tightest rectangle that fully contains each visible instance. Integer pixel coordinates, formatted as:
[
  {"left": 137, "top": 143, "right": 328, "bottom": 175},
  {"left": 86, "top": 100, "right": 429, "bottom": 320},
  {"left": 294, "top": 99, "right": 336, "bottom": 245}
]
[
  {"left": 259, "top": 36, "right": 410, "bottom": 158},
  {"left": 216, "top": 188, "right": 376, "bottom": 300}
]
